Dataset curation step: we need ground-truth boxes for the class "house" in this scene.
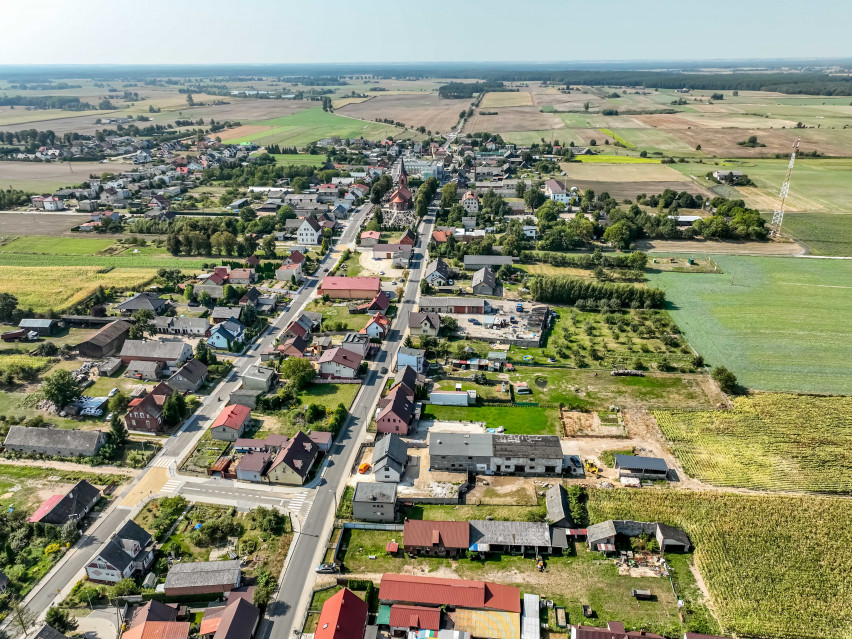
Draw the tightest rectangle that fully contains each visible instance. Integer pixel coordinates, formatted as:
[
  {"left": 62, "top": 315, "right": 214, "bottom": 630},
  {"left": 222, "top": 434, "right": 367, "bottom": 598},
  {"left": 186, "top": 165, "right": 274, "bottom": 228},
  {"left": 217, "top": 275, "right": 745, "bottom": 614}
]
[
  {"left": 572, "top": 623, "right": 665, "bottom": 639},
  {"left": 461, "top": 191, "right": 480, "bottom": 213},
  {"left": 297, "top": 217, "right": 323, "bottom": 245},
  {"left": 463, "top": 255, "right": 515, "bottom": 270},
  {"left": 429, "top": 433, "right": 564, "bottom": 476},
  {"left": 124, "top": 382, "right": 178, "bottom": 433},
  {"left": 319, "top": 277, "right": 382, "bottom": 300},
  {"left": 228, "top": 268, "right": 255, "bottom": 285},
  {"left": 241, "top": 365, "right": 277, "bottom": 392},
  {"left": 167, "top": 359, "right": 208, "bottom": 392},
  {"left": 278, "top": 335, "right": 308, "bottom": 357},
  {"left": 396, "top": 347, "right": 426, "bottom": 374},
  {"left": 318, "top": 347, "right": 362, "bottom": 379},
  {"left": 235, "top": 452, "right": 271, "bottom": 483},
  {"left": 27, "top": 480, "right": 101, "bottom": 526},
  {"left": 309, "top": 430, "right": 333, "bottom": 452},
  {"left": 543, "top": 179, "right": 576, "bottom": 204},
  {"left": 462, "top": 216, "right": 477, "bottom": 230},
  {"left": 211, "top": 306, "right": 243, "bottom": 324},
  {"left": 210, "top": 404, "right": 252, "bottom": 442},
  {"left": 32, "top": 195, "right": 65, "bottom": 211},
  {"left": 431, "top": 230, "right": 452, "bottom": 244},
  {"left": 399, "top": 228, "right": 417, "bottom": 246},
  {"left": 358, "top": 290, "right": 391, "bottom": 314},
  {"left": 207, "top": 320, "right": 246, "bottom": 349},
  {"left": 585, "top": 520, "right": 691, "bottom": 554},
  {"left": 124, "top": 359, "right": 164, "bottom": 381},
  {"left": 388, "top": 605, "right": 442, "bottom": 634},
  {"left": 315, "top": 588, "right": 368, "bottom": 639},
  {"left": 116, "top": 292, "right": 169, "bottom": 315},
  {"left": 284, "top": 312, "right": 322, "bottom": 339},
  {"left": 153, "top": 317, "right": 211, "bottom": 337},
  {"left": 372, "top": 243, "right": 409, "bottom": 260},
  {"left": 614, "top": 454, "right": 669, "bottom": 480},
  {"left": 284, "top": 193, "right": 320, "bottom": 207},
  {"left": 360, "top": 231, "right": 381, "bottom": 247},
  {"left": 378, "top": 573, "right": 521, "bottom": 614},
  {"left": 266, "top": 431, "right": 319, "bottom": 485},
  {"left": 164, "top": 559, "right": 242, "bottom": 596},
  {"left": 353, "top": 482, "right": 397, "bottom": 522},
  {"left": 545, "top": 484, "right": 573, "bottom": 528},
  {"left": 6, "top": 427, "right": 106, "bottom": 458},
  {"left": 18, "top": 318, "right": 61, "bottom": 336},
  {"left": 407, "top": 312, "right": 441, "bottom": 337},
  {"left": 419, "top": 297, "right": 486, "bottom": 315},
  {"left": 424, "top": 258, "right": 451, "bottom": 286},
  {"left": 198, "top": 597, "right": 260, "bottom": 639},
  {"left": 256, "top": 295, "right": 279, "bottom": 314},
  {"left": 376, "top": 385, "right": 415, "bottom": 435},
  {"left": 129, "top": 600, "right": 178, "bottom": 627},
  {"left": 471, "top": 267, "right": 497, "bottom": 296},
  {"left": 119, "top": 340, "right": 192, "bottom": 368},
  {"left": 403, "top": 520, "right": 468, "bottom": 557},
  {"left": 372, "top": 434, "right": 408, "bottom": 483},
  {"left": 124, "top": 621, "right": 190, "bottom": 639},
  {"left": 86, "top": 520, "right": 153, "bottom": 584},
  {"left": 362, "top": 313, "right": 391, "bottom": 340},
  {"left": 712, "top": 170, "right": 743, "bottom": 182},
  {"left": 392, "top": 366, "right": 422, "bottom": 398},
  {"left": 276, "top": 262, "right": 303, "bottom": 281},
  {"left": 34, "top": 625, "right": 71, "bottom": 639}
]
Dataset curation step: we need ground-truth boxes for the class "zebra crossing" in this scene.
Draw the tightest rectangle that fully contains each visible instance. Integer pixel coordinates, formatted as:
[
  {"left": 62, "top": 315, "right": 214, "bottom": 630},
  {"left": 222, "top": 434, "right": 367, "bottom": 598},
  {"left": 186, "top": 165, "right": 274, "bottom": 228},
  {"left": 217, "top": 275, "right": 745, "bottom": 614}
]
[
  {"left": 160, "top": 479, "right": 182, "bottom": 493},
  {"left": 287, "top": 491, "right": 308, "bottom": 514},
  {"left": 149, "top": 456, "right": 175, "bottom": 468}
]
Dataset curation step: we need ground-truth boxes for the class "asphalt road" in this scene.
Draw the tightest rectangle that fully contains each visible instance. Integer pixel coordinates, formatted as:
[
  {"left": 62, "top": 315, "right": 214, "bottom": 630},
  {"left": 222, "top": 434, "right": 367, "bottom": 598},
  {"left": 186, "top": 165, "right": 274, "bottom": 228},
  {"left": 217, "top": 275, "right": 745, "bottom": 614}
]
[{"left": 259, "top": 206, "right": 437, "bottom": 639}]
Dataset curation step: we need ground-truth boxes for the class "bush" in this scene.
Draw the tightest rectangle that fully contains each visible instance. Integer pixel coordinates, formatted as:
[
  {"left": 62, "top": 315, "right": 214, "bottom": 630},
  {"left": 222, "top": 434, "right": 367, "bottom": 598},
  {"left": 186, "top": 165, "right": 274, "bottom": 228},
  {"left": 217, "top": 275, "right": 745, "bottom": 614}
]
[{"left": 712, "top": 366, "right": 739, "bottom": 394}]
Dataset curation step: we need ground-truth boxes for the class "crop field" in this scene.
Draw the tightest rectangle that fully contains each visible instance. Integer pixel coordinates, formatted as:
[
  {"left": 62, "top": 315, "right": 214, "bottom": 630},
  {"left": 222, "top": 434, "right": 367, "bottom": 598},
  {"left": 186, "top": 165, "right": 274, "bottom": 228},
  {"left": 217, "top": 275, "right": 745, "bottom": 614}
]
[
  {"left": 337, "top": 93, "right": 461, "bottom": 134},
  {"left": 220, "top": 107, "right": 413, "bottom": 147},
  {"left": 648, "top": 255, "right": 852, "bottom": 394},
  {"left": 269, "top": 153, "right": 329, "bottom": 166},
  {"left": 479, "top": 91, "right": 533, "bottom": 107},
  {"left": 655, "top": 394, "right": 852, "bottom": 493},
  {"left": 0, "top": 235, "right": 115, "bottom": 255},
  {"left": 0, "top": 266, "right": 162, "bottom": 312},
  {"left": 466, "top": 108, "right": 564, "bottom": 136},
  {"left": 588, "top": 488, "right": 852, "bottom": 639},
  {"left": 562, "top": 161, "right": 693, "bottom": 182},
  {"left": 612, "top": 128, "right": 697, "bottom": 153},
  {"left": 0, "top": 161, "right": 120, "bottom": 191},
  {"left": 780, "top": 213, "right": 852, "bottom": 256},
  {"left": 572, "top": 154, "right": 661, "bottom": 164}
]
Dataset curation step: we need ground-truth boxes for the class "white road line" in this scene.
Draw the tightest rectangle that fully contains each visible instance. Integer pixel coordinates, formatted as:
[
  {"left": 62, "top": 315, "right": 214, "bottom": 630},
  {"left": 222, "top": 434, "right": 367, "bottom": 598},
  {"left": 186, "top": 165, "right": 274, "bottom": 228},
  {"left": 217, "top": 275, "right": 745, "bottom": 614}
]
[
  {"left": 161, "top": 480, "right": 181, "bottom": 493},
  {"left": 150, "top": 456, "right": 174, "bottom": 468}
]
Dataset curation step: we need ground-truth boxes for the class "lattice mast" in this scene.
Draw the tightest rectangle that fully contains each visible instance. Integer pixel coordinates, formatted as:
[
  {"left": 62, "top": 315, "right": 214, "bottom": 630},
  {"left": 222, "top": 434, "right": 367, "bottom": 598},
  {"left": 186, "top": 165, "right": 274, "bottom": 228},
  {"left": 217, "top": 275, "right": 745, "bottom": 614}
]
[{"left": 770, "top": 138, "right": 800, "bottom": 236}]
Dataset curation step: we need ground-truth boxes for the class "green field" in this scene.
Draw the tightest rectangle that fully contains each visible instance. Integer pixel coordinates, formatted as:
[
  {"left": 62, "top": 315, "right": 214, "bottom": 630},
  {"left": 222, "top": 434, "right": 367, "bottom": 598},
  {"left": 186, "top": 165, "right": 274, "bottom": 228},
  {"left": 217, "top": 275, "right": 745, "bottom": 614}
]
[
  {"left": 422, "top": 404, "right": 553, "bottom": 435},
  {"left": 0, "top": 236, "right": 115, "bottom": 255},
  {"left": 779, "top": 213, "right": 852, "bottom": 256},
  {"left": 655, "top": 394, "right": 852, "bottom": 494},
  {"left": 648, "top": 255, "right": 852, "bottom": 394},
  {"left": 574, "top": 154, "right": 662, "bottom": 164},
  {"left": 613, "top": 128, "right": 697, "bottom": 153},
  {"left": 221, "top": 107, "right": 415, "bottom": 147},
  {"left": 589, "top": 488, "right": 852, "bottom": 639},
  {"left": 0, "top": 252, "right": 207, "bottom": 269},
  {"left": 270, "top": 153, "right": 329, "bottom": 166}
]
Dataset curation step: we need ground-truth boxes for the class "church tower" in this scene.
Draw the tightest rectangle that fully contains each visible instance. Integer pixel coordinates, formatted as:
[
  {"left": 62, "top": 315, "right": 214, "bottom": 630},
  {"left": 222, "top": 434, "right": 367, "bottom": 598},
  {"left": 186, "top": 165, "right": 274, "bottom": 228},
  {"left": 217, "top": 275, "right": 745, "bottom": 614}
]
[{"left": 398, "top": 157, "right": 408, "bottom": 188}]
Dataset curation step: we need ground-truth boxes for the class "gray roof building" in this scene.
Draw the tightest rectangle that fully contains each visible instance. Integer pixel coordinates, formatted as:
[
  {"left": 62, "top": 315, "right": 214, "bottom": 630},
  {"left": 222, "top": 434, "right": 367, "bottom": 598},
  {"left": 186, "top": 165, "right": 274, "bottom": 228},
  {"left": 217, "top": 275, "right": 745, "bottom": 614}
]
[
  {"left": 545, "top": 484, "right": 573, "bottom": 528},
  {"left": 164, "top": 559, "right": 242, "bottom": 593},
  {"left": 4, "top": 426, "right": 106, "bottom": 457},
  {"left": 469, "top": 520, "right": 557, "bottom": 549},
  {"left": 463, "top": 255, "right": 515, "bottom": 269},
  {"left": 33, "top": 626, "right": 69, "bottom": 639},
  {"left": 472, "top": 267, "right": 496, "bottom": 291},
  {"left": 372, "top": 434, "right": 408, "bottom": 483},
  {"left": 116, "top": 292, "right": 169, "bottom": 314},
  {"left": 353, "top": 481, "right": 397, "bottom": 504},
  {"left": 614, "top": 454, "right": 669, "bottom": 478},
  {"left": 119, "top": 339, "right": 191, "bottom": 364}
]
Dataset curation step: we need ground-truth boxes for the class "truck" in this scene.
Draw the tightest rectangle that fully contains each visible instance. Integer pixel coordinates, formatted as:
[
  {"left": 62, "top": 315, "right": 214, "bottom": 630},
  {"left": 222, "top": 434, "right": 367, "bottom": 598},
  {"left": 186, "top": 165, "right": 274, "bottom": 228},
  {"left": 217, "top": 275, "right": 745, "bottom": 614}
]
[
  {"left": 1, "top": 329, "right": 37, "bottom": 342},
  {"left": 516, "top": 303, "right": 523, "bottom": 312}
]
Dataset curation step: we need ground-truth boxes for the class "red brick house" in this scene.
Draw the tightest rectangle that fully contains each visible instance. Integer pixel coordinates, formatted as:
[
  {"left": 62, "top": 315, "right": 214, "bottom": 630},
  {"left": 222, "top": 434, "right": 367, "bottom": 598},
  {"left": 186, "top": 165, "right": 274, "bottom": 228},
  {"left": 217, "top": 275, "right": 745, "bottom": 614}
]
[
  {"left": 124, "top": 383, "right": 178, "bottom": 433},
  {"left": 399, "top": 228, "right": 417, "bottom": 246}
]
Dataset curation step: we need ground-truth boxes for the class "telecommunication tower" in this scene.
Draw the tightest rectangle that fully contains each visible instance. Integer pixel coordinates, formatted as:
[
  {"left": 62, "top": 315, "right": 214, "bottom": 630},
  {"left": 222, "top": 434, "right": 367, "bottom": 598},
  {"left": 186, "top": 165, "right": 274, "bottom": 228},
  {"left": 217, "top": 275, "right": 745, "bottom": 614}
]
[{"left": 769, "top": 138, "right": 800, "bottom": 236}]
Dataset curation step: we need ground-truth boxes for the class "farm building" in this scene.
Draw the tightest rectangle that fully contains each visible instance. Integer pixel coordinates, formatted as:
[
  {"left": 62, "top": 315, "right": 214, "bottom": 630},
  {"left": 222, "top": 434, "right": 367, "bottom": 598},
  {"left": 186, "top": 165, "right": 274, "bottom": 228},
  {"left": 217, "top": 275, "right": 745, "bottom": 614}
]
[
  {"left": 463, "top": 255, "right": 515, "bottom": 270},
  {"left": 403, "top": 520, "right": 469, "bottom": 557},
  {"left": 585, "top": 520, "right": 691, "bottom": 554},
  {"left": 429, "top": 390, "right": 476, "bottom": 406},
  {"left": 418, "top": 297, "right": 487, "bottom": 315},
  {"left": 77, "top": 320, "right": 132, "bottom": 358},
  {"left": 164, "top": 559, "right": 242, "bottom": 596},
  {"left": 360, "top": 231, "right": 381, "bottom": 246},
  {"left": 372, "top": 243, "right": 412, "bottom": 260},
  {"left": 18, "top": 318, "right": 61, "bottom": 336},
  {"left": 319, "top": 277, "right": 382, "bottom": 299},
  {"left": 469, "top": 520, "right": 566, "bottom": 555},
  {"left": 353, "top": 482, "right": 397, "bottom": 522},
  {"left": 124, "top": 359, "right": 163, "bottom": 381},
  {"left": 5, "top": 427, "right": 106, "bottom": 458},
  {"left": 119, "top": 339, "right": 192, "bottom": 368},
  {"left": 115, "top": 292, "right": 169, "bottom": 315},
  {"left": 372, "top": 434, "right": 408, "bottom": 483},
  {"left": 545, "top": 484, "right": 574, "bottom": 528},
  {"left": 614, "top": 454, "right": 669, "bottom": 480},
  {"left": 471, "top": 268, "right": 497, "bottom": 296},
  {"left": 429, "top": 433, "right": 564, "bottom": 476},
  {"left": 378, "top": 573, "right": 521, "bottom": 615}
]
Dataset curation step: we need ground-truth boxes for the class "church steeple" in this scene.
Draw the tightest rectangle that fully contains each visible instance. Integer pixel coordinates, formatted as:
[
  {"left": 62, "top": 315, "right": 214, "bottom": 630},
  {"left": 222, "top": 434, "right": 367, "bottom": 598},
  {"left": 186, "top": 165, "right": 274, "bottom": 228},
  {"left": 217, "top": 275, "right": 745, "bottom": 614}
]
[{"left": 398, "top": 157, "right": 408, "bottom": 188}]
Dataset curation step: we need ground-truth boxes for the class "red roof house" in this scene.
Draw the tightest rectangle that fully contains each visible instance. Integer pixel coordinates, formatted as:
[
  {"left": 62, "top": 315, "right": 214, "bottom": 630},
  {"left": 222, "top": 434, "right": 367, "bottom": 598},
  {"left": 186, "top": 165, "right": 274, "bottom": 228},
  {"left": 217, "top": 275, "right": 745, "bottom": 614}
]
[
  {"left": 389, "top": 605, "right": 441, "bottom": 631},
  {"left": 378, "top": 574, "right": 520, "bottom": 613},
  {"left": 315, "top": 588, "right": 367, "bottom": 639},
  {"left": 209, "top": 404, "right": 252, "bottom": 442},
  {"left": 318, "top": 277, "right": 381, "bottom": 300}
]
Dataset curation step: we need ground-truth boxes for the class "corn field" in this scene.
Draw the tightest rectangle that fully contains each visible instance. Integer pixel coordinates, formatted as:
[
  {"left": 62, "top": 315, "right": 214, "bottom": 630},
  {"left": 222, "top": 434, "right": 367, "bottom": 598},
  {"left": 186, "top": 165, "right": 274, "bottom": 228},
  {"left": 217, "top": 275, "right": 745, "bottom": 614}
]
[
  {"left": 589, "top": 488, "right": 852, "bottom": 639},
  {"left": 655, "top": 394, "right": 852, "bottom": 493}
]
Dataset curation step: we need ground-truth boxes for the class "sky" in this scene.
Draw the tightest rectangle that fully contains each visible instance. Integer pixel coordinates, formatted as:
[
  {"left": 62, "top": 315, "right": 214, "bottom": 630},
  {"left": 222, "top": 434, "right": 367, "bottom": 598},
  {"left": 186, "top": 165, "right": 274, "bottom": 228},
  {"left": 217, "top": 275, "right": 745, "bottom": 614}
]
[{"left": 1, "top": 0, "right": 850, "bottom": 66}]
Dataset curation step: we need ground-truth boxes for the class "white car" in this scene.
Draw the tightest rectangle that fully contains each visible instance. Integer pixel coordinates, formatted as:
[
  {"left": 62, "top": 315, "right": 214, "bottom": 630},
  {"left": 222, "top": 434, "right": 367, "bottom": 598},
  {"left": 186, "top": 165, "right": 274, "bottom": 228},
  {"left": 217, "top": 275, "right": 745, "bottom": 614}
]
[
  {"left": 108, "top": 388, "right": 119, "bottom": 397},
  {"left": 379, "top": 271, "right": 385, "bottom": 276}
]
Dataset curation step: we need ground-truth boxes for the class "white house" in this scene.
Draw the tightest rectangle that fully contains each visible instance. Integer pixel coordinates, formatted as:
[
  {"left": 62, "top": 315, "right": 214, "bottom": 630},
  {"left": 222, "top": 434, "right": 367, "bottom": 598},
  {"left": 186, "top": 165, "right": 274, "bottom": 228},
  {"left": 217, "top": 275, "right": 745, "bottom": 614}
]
[
  {"left": 543, "top": 179, "right": 576, "bottom": 204},
  {"left": 397, "top": 347, "right": 426, "bottom": 373},
  {"left": 297, "top": 217, "right": 322, "bottom": 245},
  {"left": 318, "top": 347, "right": 362, "bottom": 379},
  {"left": 85, "top": 521, "right": 153, "bottom": 585},
  {"left": 461, "top": 190, "right": 480, "bottom": 213},
  {"left": 275, "top": 262, "right": 302, "bottom": 281}
]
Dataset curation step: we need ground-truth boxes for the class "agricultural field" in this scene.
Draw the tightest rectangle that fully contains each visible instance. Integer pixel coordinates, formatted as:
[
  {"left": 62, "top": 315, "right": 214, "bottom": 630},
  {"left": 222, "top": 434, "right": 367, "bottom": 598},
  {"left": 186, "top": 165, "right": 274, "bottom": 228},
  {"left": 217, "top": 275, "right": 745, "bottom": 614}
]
[
  {"left": 588, "top": 488, "right": 852, "bottom": 639},
  {"left": 648, "top": 255, "right": 852, "bottom": 394},
  {"left": 780, "top": 213, "right": 852, "bottom": 256},
  {"left": 269, "top": 153, "right": 329, "bottom": 166},
  {"left": 0, "top": 235, "right": 115, "bottom": 255},
  {"left": 220, "top": 107, "right": 415, "bottom": 147},
  {"left": 0, "top": 265, "right": 163, "bottom": 312},
  {"left": 479, "top": 91, "right": 534, "bottom": 108},
  {"left": 655, "top": 394, "right": 852, "bottom": 494},
  {"left": 0, "top": 161, "right": 119, "bottom": 192},
  {"left": 337, "top": 93, "right": 461, "bottom": 134}
]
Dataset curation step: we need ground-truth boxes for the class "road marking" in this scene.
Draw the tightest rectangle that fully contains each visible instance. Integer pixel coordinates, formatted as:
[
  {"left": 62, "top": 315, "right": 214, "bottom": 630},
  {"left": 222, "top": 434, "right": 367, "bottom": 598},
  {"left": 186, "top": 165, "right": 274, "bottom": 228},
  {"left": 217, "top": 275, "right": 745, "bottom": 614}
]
[
  {"left": 149, "top": 456, "right": 174, "bottom": 468},
  {"left": 161, "top": 480, "right": 182, "bottom": 493}
]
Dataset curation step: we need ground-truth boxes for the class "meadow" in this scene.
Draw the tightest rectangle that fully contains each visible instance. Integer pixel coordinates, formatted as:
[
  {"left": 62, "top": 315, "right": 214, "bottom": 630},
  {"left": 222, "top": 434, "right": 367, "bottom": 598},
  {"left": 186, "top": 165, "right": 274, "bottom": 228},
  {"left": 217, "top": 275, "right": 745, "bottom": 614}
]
[
  {"left": 589, "top": 488, "right": 852, "bottom": 639},
  {"left": 656, "top": 394, "right": 852, "bottom": 493},
  {"left": 269, "top": 153, "right": 329, "bottom": 166},
  {"left": 648, "top": 255, "right": 852, "bottom": 394},
  {"left": 220, "top": 107, "right": 413, "bottom": 147},
  {"left": 780, "top": 212, "right": 852, "bottom": 256},
  {"left": 0, "top": 235, "right": 114, "bottom": 255}
]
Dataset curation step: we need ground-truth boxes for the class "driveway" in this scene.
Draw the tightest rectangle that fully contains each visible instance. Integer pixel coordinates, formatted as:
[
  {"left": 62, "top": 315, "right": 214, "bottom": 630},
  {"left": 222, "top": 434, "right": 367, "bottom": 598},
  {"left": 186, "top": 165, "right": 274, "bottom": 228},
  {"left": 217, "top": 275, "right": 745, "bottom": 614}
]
[{"left": 75, "top": 608, "right": 119, "bottom": 639}]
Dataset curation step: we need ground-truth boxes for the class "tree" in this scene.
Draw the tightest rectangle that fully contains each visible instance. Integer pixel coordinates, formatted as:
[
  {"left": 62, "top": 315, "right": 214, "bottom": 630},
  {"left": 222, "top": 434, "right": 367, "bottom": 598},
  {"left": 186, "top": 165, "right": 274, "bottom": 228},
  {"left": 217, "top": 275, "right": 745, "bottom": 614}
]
[
  {"left": 108, "top": 390, "right": 129, "bottom": 414},
  {"left": 184, "top": 283, "right": 194, "bottom": 301},
  {"left": 42, "top": 369, "right": 81, "bottom": 408},
  {"left": 186, "top": 93, "right": 195, "bottom": 107},
  {"left": 403, "top": 335, "right": 414, "bottom": 348},
  {"left": 602, "top": 220, "right": 635, "bottom": 250},
  {"left": 161, "top": 393, "right": 182, "bottom": 426},
  {"left": 279, "top": 357, "right": 316, "bottom": 390},
  {"left": 109, "top": 411, "right": 128, "bottom": 445},
  {"left": 711, "top": 366, "right": 739, "bottom": 394},
  {"left": 0, "top": 293, "right": 18, "bottom": 322},
  {"left": 440, "top": 315, "right": 458, "bottom": 332},
  {"left": 262, "top": 234, "right": 277, "bottom": 258},
  {"left": 112, "top": 578, "right": 141, "bottom": 597},
  {"left": 45, "top": 607, "right": 78, "bottom": 634},
  {"left": 198, "top": 290, "right": 212, "bottom": 307},
  {"left": 515, "top": 180, "right": 527, "bottom": 198},
  {"left": 129, "top": 308, "right": 153, "bottom": 340},
  {"left": 239, "top": 206, "right": 257, "bottom": 223},
  {"left": 7, "top": 599, "right": 36, "bottom": 635}
]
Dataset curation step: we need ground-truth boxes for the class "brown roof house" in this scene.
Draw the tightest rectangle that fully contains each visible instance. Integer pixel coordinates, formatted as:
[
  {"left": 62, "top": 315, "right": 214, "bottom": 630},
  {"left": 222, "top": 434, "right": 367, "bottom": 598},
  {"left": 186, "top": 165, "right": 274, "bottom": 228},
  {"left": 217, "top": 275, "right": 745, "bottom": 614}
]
[
  {"left": 403, "top": 520, "right": 469, "bottom": 557},
  {"left": 407, "top": 312, "right": 440, "bottom": 337},
  {"left": 28, "top": 480, "right": 101, "bottom": 526},
  {"left": 376, "top": 385, "right": 415, "bottom": 436},
  {"left": 77, "top": 320, "right": 132, "bottom": 359},
  {"left": 265, "top": 431, "right": 319, "bottom": 486},
  {"left": 198, "top": 597, "right": 260, "bottom": 639},
  {"left": 124, "top": 382, "right": 178, "bottom": 433}
]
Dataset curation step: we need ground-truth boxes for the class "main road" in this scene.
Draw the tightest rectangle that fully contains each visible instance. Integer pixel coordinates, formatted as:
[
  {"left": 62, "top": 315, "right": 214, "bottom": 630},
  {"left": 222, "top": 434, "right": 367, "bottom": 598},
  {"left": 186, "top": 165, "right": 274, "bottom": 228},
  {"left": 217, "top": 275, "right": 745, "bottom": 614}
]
[
  {"left": 259, "top": 202, "right": 437, "bottom": 639},
  {"left": 22, "top": 200, "right": 377, "bottom": 620}
]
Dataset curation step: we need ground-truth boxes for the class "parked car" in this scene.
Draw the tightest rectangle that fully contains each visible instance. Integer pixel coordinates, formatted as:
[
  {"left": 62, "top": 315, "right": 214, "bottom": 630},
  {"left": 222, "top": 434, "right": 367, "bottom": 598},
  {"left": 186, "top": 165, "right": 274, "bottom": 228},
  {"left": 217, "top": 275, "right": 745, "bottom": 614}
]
[
  {"left": 108, "top": 388, "right": 119, "bottom": 397},
  {"left": 380, "top": 367, "right": 388, "bottom": 375},
  {"left": 315, "top": 563, "right": 339, "bottom": 574}
]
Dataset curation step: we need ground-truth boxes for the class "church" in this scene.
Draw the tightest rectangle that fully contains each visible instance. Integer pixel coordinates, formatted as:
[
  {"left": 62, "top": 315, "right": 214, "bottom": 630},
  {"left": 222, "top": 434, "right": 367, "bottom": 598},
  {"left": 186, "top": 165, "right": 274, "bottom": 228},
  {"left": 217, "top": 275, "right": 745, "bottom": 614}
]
[{"left": 387, "top": 157, "right": 413, "bottom": 211}]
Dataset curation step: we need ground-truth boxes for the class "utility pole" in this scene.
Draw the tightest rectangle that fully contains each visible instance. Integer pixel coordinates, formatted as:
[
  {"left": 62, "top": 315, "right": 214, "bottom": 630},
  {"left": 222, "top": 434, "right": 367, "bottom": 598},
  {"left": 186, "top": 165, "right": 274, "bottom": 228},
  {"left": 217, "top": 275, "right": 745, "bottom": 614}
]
[{"left": 769, "top": 137, "right": 799, "bottom": 237}]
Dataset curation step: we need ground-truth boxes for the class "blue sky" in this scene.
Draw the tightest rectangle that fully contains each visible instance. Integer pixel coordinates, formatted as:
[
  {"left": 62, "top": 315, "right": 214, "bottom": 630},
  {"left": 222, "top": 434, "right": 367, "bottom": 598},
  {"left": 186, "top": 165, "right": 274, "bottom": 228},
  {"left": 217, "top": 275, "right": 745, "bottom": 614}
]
[{"left": 1, "top": 0, "right": 850, "bottom": 65}]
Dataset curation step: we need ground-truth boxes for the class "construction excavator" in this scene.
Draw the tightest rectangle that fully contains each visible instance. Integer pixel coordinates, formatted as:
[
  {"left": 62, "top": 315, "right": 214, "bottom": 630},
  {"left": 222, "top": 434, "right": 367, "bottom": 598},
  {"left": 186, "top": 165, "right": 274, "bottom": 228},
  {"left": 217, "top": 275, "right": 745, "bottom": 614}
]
[{"left": 584, "top": 459, "right": 600, "bottom": 477}]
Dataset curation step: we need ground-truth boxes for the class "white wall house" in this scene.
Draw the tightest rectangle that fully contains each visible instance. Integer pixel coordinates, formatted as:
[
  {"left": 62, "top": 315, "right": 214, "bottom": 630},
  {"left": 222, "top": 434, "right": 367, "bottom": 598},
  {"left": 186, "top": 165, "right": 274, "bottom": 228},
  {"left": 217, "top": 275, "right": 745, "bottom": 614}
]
[{"left": 297, "top": 218, "right": 322, "bottom": 245}]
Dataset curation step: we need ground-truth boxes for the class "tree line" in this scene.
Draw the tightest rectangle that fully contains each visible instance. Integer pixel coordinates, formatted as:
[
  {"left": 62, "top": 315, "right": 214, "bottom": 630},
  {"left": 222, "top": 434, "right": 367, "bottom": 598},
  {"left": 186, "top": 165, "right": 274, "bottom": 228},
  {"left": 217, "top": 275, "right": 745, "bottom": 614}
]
[
  {"left": 0, "top": 95, "right": 97, "bottom": 110},
  {"left": 530, "top": 276, "right": 665, "bottom": 309},
  {"left": 521, "top": 250, "right": 648, "bottom": 270},
  {"left": 438, "top": 81, "right": 506, "bottom": 99}
]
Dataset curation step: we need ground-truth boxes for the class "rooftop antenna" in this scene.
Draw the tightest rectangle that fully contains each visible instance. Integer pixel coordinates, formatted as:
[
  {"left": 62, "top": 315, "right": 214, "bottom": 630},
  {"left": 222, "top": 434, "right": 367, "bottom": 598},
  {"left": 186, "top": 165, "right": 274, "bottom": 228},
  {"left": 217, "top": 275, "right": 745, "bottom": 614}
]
[{"left": 769, "top": 137, "right": 799, "bottom": 237}]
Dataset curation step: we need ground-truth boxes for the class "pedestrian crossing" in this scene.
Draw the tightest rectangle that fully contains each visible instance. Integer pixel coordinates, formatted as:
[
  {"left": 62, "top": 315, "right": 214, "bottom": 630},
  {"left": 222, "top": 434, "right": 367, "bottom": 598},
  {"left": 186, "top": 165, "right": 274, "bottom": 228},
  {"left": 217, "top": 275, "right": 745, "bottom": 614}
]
[
  {"left": 160, "top": 479, "right": 182, "bottom": 493},
  {"left": 287, "top": 491, "right": 307, "bottom": 514},
  {"left": 149, "top": 456, "right": 174, "bottom": 468}
]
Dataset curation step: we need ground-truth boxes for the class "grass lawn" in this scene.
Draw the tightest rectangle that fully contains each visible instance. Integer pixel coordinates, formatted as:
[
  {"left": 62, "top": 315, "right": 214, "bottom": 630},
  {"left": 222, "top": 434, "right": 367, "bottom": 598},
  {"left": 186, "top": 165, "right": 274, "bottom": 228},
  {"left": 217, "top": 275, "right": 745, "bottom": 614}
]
[
  {"left": 573, "top": 154, "right": 662, "bottom": 164},
  {"left": 270, "top": 153, "right": 328, "bottom": 167},
  {"left": 338, "top": 251, "right": 363, "bottom": 277},
  {"left": 648, "top": 255, "right": 852, "bottom": 394},
  {"left": 306, "top": 300, "right": 370, "bottom": 331},
  {"left": 0, "top": 236, "right": 116, "bottom": 255},
  {"left": 299, "top": 382, "right": 360, "bottom": 412},
  {"left": 422, "top": 404, "right": 556, "bottom": 436}
]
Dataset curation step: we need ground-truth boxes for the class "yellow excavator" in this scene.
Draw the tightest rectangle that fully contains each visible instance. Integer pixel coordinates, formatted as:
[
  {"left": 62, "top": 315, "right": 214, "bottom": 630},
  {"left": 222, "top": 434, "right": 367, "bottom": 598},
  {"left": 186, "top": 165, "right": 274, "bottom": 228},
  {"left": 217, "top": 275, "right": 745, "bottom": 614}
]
[{"left": 584, "top": 459, "right": 600, "bottom": 477}]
